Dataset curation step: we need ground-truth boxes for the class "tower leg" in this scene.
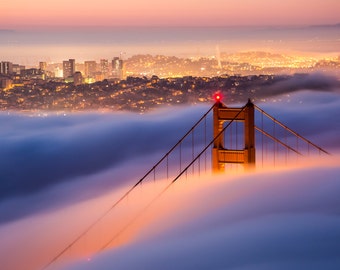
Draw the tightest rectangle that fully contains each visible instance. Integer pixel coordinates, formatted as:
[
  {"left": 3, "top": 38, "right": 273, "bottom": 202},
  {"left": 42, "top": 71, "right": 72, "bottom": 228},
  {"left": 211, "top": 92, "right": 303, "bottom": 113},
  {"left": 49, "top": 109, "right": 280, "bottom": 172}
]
[
  {"left": 244, "top": 100, "right": 256, "bottom": 170},
  {"left": 212, "top": 99, "right": 256, "bottom": 173}
]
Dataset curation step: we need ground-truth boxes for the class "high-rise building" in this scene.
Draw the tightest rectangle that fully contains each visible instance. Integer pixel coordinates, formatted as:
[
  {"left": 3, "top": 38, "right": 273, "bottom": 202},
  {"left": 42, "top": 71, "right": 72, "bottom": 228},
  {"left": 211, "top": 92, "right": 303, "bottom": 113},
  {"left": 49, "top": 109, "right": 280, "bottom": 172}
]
[
  {"left": 111, "top": 57, "right": 124, "bottom": 79},
  {"left": 100, "top": 59, "right": 109, "bottom": 78},
  {"left": 84, "top": 61, "right": 97, "bottom": 78},
  {"left": 0, "top": 62, "right": 13, "bottom": 75},
  {"left": 63, "top": 59, "right": 75, "bottom": 78},
  {"left": 39, "top": 62, "right": 47, "bottom": 71},
  {"left": 12, "top": 64, "right": 25, "bottom": 75}
]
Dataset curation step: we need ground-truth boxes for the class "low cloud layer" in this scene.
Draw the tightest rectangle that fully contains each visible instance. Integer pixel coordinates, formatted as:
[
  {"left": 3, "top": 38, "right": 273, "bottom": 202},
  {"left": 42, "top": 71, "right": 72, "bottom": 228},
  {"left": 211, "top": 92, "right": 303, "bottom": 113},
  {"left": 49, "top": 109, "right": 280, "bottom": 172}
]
[
  {"left": 0, "top": 89, "right": 340, "bottom": 270},
  {"left": 252, "top": 89, "right": 340, "bottom": 153},
  {"left": 259, "top": 73, "right": 340, "bottom": 98},
  {"left": 0, "top": 106, "right": 209, "bottom": 222},
  {"left": 1, "top": 90, "right": 340, "bottom": 223},
  {"left": 59, "top": 162, "right": 340, "bottom": 270},
  {"left": 1, "top": 158, "right": 339, "bottom": 270}
]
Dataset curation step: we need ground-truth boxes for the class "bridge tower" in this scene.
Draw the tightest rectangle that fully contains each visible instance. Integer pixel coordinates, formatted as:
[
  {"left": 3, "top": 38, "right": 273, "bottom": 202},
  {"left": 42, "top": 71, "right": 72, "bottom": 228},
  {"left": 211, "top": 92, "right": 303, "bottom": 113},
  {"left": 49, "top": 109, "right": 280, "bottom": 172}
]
[{"left": 212, "top": 98, "right": 255, "bottom": 173}]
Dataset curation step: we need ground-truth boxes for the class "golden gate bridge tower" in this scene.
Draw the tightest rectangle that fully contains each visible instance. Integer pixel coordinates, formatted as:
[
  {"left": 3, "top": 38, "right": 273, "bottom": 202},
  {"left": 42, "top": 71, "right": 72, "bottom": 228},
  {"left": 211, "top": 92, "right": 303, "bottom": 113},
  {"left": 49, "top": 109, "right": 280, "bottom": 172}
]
[{"left": 212, "top": 95, "right": 255, "bottom": 172}]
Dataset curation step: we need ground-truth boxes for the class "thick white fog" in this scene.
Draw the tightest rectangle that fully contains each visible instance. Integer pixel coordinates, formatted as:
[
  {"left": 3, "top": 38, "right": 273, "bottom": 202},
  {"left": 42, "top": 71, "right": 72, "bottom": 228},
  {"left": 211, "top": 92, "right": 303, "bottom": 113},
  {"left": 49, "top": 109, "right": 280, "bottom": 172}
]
[
  {"left": 0, "top": 89, "right": 339, "bottom": 270},
  {"left": 61, "top": 164, "right": 340, "bottom": 270}
]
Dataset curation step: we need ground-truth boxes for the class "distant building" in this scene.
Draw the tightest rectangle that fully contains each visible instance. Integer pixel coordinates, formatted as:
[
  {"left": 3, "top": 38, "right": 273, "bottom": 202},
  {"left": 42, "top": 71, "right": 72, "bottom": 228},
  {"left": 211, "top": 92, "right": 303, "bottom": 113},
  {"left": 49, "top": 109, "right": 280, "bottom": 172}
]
[
  {"left": 73, "top": 71, "right": 83, "bottom": 86},
  {"left": 111, "top": 57, "right": 125, "bottom": 79},
  {"left": 21, "top": 68, "right": 45, "bottom": 80},
  {"left": 63, "top": 59, "right": 75, "bottom": 78},
  {"left": 0, "top": 77, "right": 13, "bottom": 90},
  {"left": 0, "top": 62, "right": 13, "bottom": 75},
  {"left": 12, "top": 64, "right": 25, "bottom": 75},
  {"left": 54, "top": 67, "right": 63, "bottom": 78},
  {"left": 100, "top": 59, "right": 109, "bottom": 78},
  {"left": 39, "top": 62, "right": 47, "bottom": 71},
  {"left": 84, "top": 61, "right": 97, "bottom": 78},
  {"left": 94, "top": 72, "right": 104, "bottom": 82}
]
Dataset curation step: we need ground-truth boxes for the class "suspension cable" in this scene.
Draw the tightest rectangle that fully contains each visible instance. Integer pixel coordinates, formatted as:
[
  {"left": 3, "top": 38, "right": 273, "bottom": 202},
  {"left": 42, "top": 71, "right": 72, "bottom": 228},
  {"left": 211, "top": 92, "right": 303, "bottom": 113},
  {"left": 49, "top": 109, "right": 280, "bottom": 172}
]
[
  {"left": 40, "top": 103, "right": 215, "bottom": 270},
  {"left": 254, "top": 126, "right": 302, "bottom": 155},
  {"left": 99, "top": 104, "right": 247, "bottom": 250},
  {"left": 254, "top": 105, "right": 330, "bottom": 155}
]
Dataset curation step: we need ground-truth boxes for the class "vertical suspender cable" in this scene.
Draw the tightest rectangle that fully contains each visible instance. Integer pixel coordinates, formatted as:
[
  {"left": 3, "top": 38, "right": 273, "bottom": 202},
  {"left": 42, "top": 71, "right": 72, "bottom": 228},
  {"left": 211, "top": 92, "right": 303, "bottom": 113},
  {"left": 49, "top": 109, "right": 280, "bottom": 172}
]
[
  {"left": 273, "top": 120, "right": 276, "bottom": 167},
  {"left": 261, "top": 111, "right": 264, "bottom": 167},
  {"left": 192, "top": 129, "right": 194, "bottom": 175},
  {"left": 179, "top": 142, "right": 182, "bottom": 174},
  {"left": 285, "top": 127, "right": 287, "bottom": 165},
  {"left": 166, "top": 154, "right": 169, "bottom": 180},
  {"left": 204, "top": 116, "right": 207, "bottom": 172}
]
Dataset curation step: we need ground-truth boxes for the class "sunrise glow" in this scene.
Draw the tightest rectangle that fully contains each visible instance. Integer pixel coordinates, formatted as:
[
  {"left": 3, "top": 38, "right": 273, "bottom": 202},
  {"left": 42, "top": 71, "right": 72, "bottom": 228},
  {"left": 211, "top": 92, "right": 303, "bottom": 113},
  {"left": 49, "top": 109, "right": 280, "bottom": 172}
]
[{"left": 1, "top": 0, "right": 340, "bottom": 28}]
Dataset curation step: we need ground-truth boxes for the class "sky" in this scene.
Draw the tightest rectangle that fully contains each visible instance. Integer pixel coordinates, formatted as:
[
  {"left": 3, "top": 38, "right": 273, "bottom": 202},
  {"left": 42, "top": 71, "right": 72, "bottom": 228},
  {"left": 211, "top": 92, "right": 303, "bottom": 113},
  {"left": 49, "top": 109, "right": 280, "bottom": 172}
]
[{"left": 1, "top": 0, "right": 340, "bottom": 28}]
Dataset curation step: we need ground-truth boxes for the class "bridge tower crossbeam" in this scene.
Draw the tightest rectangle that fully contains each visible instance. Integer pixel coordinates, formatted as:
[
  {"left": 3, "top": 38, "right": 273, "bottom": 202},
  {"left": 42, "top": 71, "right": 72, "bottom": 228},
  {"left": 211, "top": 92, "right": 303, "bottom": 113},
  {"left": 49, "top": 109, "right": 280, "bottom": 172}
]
[{"left": 212, "top": 99, "right": 256, "bottom": 173}]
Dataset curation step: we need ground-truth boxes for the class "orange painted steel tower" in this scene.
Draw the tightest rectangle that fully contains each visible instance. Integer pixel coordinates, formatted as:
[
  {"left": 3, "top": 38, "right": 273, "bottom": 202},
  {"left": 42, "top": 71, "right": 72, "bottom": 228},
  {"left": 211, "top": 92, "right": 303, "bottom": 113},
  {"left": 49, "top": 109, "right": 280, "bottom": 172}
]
[{"left": 212, "top": 98, "right": 255, "bottom": 173}]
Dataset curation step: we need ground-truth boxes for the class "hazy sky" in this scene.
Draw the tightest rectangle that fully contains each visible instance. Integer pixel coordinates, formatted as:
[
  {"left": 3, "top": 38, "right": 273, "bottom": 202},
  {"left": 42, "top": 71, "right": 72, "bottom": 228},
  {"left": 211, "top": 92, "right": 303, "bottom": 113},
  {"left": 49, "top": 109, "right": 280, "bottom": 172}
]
[{"left": 1, "top": 0, "right": 340, "bottom": 28}]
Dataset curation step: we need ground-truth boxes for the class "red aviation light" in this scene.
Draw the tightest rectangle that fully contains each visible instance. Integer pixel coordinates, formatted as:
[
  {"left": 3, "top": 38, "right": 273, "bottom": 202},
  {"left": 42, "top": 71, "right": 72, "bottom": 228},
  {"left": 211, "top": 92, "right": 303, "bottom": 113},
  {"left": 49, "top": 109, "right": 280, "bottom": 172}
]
[{"left": 213, "top": 92, "right": 223, "bottom": 103}]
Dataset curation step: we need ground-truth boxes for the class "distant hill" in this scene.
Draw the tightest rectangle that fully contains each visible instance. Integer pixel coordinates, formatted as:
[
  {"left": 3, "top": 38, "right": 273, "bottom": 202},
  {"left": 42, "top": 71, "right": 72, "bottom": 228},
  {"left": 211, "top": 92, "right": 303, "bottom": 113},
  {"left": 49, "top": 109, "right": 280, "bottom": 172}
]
[
  {"left": 309, "top": 23, "right": 340, "bottom": 28},
  {"left": 220, "top": 51, "right": 294, "bottom": 67},
  {"left": 0, "top": 29, "right": 15, "bottom": 33}
]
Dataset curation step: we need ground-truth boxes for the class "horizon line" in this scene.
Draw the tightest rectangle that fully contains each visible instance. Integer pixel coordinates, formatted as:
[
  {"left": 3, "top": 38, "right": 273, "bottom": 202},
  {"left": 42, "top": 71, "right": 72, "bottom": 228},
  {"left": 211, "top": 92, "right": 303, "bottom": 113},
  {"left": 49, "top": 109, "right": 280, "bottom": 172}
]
[{"left": 1, "top": 23, "right": 340, "bottom": 31}]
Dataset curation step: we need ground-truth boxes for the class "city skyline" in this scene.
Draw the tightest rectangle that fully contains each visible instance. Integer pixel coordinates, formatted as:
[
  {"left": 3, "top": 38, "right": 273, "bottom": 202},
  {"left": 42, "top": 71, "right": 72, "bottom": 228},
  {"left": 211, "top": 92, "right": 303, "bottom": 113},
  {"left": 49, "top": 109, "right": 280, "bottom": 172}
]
[{"left": 1, "top": 0, "right": 340, "bottom": 28}]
